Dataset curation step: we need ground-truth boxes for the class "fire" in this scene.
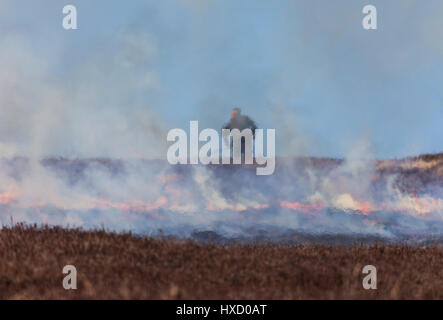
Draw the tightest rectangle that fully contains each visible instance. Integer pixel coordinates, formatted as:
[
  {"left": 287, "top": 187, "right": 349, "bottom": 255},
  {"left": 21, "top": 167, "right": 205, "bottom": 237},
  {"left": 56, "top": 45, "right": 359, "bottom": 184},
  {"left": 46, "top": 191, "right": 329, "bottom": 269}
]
[
  {"left": 280, "top": 201, "right": 323, "bottom": 215},
  {"left": 280, "top": 195, "right": 376, "bottom": 216},
  {"left": 1, "top": 186, "right": 441, "bottom": 219},
  {"left": 0, "top": 192, "right": 16, "bottom": 205},
  {"left": 332, "top": 194, "right": 376, "bottom": 216},
  {"left": 160, "top": 173, "right": 184, "bottom": 184},
  {"left": 381, "top": 194, "right": 443, "bottom": 216},
  {"left": 207, "top": 201, "right": 269, "bottom": 212},
  {"left": 97, "top": 196, "right": 168, "bottom": 213},
  {"left": 358, "top": 201, "right": 375, "bottom": 216},
  {"left": 252, "top": 203, "right": 269, "bottom": 210}
]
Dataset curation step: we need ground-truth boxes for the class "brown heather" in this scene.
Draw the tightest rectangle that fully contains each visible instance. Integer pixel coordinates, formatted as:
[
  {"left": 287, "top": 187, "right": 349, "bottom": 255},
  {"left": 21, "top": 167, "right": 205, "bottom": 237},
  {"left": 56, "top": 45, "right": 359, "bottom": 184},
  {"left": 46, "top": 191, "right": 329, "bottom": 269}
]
[{"left": 0, "top": 225, "right": 442, "bottom": 299}]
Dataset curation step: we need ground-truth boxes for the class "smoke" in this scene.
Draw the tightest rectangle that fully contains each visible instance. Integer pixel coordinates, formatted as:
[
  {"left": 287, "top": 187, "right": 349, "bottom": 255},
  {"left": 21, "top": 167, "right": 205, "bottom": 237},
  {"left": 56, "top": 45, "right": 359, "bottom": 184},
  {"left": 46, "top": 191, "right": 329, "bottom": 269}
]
[
  {"left": 1, "top": 1, "right": 442, "bottom": 244},
  {"left": 0, "top": 31, "right": 167, "bottom": 160},
  {"left": 1, "top": 147, "right": 443, "bottom": 244}
]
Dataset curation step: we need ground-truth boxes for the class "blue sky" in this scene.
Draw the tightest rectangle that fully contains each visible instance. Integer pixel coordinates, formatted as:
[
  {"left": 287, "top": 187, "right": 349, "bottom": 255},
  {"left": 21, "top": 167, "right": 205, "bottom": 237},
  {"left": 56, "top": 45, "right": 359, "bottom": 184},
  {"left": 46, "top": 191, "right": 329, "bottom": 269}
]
[{"left": 0, "top": 0, "right": 442, "bottom": 159}]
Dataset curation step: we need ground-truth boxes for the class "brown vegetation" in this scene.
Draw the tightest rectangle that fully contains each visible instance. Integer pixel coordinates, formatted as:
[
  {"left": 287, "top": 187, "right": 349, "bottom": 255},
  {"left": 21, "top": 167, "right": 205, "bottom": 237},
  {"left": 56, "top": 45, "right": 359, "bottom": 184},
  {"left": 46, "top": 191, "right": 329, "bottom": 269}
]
[{"left": 0, "top": 225, "right": 442, "bottom": 299}]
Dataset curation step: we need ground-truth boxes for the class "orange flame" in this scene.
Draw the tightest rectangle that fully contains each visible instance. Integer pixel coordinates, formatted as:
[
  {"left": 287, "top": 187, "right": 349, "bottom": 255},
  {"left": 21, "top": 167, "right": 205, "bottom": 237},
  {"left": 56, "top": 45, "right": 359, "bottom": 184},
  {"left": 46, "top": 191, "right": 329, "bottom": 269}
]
[{"left": 0, "top": 192, "right": 16, "bottom": 205}]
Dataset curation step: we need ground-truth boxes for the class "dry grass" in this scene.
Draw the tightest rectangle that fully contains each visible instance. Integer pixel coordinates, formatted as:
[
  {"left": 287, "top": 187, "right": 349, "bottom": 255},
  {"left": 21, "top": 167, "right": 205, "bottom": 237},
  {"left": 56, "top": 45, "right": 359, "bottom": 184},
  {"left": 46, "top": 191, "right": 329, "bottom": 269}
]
[{"left": 0, "top": 225, "right": 442, "bottom": 299}]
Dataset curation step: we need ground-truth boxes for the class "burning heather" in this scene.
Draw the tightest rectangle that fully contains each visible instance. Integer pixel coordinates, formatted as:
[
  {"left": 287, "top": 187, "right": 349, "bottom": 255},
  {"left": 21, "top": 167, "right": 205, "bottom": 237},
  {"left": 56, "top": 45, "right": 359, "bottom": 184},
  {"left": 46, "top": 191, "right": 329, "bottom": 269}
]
[{"left": 0, "top": 153, "right": 443, "bottom": 245}]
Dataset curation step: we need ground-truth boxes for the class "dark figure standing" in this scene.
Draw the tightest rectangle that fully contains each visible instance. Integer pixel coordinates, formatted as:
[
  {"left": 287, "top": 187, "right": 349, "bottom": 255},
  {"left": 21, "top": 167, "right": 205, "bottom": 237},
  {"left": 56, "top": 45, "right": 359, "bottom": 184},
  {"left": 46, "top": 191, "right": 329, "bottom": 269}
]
[{"left": 222, "top": 108, "right": 257, "bottom": 156}]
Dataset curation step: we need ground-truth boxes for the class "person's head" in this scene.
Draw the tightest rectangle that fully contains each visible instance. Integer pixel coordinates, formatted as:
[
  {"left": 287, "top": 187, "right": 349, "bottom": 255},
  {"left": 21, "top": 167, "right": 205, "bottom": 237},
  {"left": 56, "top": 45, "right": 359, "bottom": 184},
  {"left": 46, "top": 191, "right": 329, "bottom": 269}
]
[{"left": 230, "top": 107, "right": 241, "bottom": 119}]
